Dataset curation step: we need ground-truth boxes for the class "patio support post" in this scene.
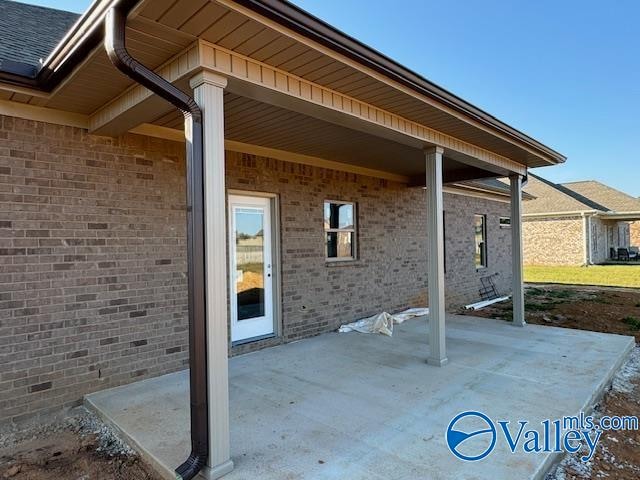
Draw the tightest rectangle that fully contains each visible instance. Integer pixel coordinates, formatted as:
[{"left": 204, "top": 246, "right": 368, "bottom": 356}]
[
  {"left": 189, "top": 71, "right": 234, "bottom": 479},
  {"left": 425, "top": 146, "right": 448, "bottom": 366},
  {"left": 510, "top": 173, "right": 526, "bottom": 327}
]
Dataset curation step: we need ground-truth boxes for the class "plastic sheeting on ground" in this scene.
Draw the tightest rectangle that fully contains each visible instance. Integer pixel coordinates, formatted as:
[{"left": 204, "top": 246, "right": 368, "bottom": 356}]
[{"left": 338, "top": 307, "right": 429, "bottom": 337}]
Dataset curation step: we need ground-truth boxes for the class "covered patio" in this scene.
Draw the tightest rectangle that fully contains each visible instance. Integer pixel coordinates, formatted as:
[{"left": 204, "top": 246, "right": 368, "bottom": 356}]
[
  {"left": 86, "top": 314, "right": 634, "bottom": 480},
  {"left": 0, "top": 0, "right": 567, "bottom": 477}
]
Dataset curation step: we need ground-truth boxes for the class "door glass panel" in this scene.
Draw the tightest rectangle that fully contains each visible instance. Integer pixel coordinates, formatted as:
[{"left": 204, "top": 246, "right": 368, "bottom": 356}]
[{"left": 235, "top": 207, "right": 265, "bottom": 320}]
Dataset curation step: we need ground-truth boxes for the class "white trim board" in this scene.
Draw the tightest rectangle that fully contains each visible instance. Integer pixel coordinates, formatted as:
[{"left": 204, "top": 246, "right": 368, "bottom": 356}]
[{"left": 0, "top": 103, "right": 511, "bottom": 203}]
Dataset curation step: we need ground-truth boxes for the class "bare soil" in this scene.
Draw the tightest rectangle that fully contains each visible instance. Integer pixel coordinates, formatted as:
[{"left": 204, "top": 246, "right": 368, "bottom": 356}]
[
  {"left": 465, "top": 285, "right": 640, "bottom": 342},
  {"left": 0, "top": 408, "right": 161, "bottom": 480},
  {"left": 463, "top": 285, "right": 640, "bottom": 480},
  {"left": 546, "top": 347, "right": 640, "bottom": 480}
]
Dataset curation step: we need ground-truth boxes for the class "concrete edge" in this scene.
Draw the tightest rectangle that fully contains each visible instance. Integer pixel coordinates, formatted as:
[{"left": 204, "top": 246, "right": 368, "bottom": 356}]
[
  {"left": 84, "top": 396, "right": 177, "bottom": 480},
  {"left": 531, "top": 337, "right": 636, "bottom": 480}
]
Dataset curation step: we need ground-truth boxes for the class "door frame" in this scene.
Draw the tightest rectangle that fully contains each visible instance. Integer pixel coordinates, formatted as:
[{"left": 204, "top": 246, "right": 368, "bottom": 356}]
[{"left": 227, "top": 190, "right": 281, "bottom": 345}]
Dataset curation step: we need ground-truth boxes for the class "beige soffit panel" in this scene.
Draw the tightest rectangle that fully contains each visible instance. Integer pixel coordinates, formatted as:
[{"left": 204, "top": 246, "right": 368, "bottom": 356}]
[
  {"left": 196, "top": 40, "right": 526, "bottom": 175},
  {"left": 89, "top": 42, "right": 202, "bottom": 134},
  {"left": 91, "top": 37, "right": 526, "bottom": 176},
  {"left": 214, "top": 0, "right": 562, "bottom": 166}
]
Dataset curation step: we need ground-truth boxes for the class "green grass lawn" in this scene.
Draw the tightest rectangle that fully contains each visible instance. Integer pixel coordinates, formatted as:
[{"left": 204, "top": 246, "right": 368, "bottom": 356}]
[{"left": 524, "top": 265, "right": 640, "bottom": 288}]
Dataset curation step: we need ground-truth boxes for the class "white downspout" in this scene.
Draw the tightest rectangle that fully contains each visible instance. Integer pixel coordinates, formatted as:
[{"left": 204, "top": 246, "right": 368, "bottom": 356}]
[{"left": 582, "top": 213, "right": 591, "bottom": 266}]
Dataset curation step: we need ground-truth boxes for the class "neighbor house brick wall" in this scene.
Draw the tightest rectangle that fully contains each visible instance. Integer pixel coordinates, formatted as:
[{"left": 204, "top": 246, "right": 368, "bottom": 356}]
[
  {"left": 523, "top": 217, "right": 584, "bottom": 265},
  {"left": 631, "top": 221, "right": 640, "bottom": 247},
  {"left": 1, "top": 115, "right": 514, "bottom": 425},
  {"left": 0, "top": 116, "right": 189, "bottom": 426}
]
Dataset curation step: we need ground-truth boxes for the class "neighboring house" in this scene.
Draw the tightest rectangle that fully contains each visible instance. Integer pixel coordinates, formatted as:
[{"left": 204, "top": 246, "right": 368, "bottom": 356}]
[
  {"left": 632, "top": 221, "right": 640, "bottom": 246},
  {"left": 522, "top": 174, "right": 640, "bottom": 265},
  {"left": 0, "top": 0, "right": 564, "bottom": 473}
]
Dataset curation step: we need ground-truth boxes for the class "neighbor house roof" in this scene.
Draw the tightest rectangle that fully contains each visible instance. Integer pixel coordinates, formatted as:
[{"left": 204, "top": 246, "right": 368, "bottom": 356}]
[
  {"left": 0, "top": 0, "right": 78, "bottom": 76},
  {"left": 560, "top": 181, "right": 640, "bottom": 213},
  {"left": 523, "top": 174, "right": 640, "bottom": 216}
]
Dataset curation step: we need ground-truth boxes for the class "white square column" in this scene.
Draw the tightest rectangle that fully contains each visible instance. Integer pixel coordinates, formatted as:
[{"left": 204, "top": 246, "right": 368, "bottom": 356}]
[
  {"left": 425, "top": 146, "right": 448, "bottom": 366},
  {"left": 510, "top": 173, "right": 526, "bottom": 327},
  {"left": 189, "top": 71, "right": 234, "bottom": 479}
]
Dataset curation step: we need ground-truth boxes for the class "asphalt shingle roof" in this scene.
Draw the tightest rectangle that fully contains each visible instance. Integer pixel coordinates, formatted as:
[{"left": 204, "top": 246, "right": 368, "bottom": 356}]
[
  {"left": 523, "top": 174, "right": 640, "bottom": 215},
  {"left": 561, "top": 181, "right": 640, "bottom": 213},
  {"left": 522, "top": 174, "right": 608, "bottom": 214},
  {"left": 0, "top": 0, "right": 78, "bottom": 76}
]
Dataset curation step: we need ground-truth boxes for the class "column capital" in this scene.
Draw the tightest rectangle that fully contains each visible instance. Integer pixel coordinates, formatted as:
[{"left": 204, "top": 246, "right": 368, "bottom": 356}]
[
  {"left": 424, "top": 145, "right": 444, "bottom": 156},
  {"left": 189, "top": 70, "right": 228, "bottom": 90},
  {"left": 509, "top": 172, "right": 523, "bottom": 180}
]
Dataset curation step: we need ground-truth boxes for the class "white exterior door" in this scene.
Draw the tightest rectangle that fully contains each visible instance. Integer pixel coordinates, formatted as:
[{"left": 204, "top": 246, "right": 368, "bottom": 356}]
[{"left": 228, "top": 195, "right": 274, "bottom": 342}]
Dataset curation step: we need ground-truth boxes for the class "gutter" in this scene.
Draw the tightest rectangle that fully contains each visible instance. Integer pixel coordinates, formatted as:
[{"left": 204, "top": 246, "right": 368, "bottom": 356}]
[
  {"left": 0, "top": 0, "right": 139, "bottom": 91},
  {"left": 232, "top": 0, "right": 566, "bottom": 165},
  {"left": 523, "top": 210, "right": 601, "bottom": 219},
  {"left": 104, "top": 5, "right": 209, "bottom": 480},
  {"left": 0, "top": 0, "right": 565, "bottom": 166},
  {"left": 598, "top": 211, "right": 640, "bottom": 221}
]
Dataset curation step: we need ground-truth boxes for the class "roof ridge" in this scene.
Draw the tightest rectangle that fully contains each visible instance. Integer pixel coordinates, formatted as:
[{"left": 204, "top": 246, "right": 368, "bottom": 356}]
[
  {"left": 528, "top": 173, "right": 609, "bottom": 212},
  {"left": 560, "top": 180, "right": 597, "bottom": 185}
]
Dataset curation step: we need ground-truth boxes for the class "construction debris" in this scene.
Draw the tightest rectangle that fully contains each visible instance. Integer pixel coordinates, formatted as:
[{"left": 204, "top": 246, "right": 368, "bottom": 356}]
[
  {"left": 464, "top": 296, "right": 511, "bottom": 311},
  {"left": 338, "top": 308, "right": 429, "bottom": 336}
]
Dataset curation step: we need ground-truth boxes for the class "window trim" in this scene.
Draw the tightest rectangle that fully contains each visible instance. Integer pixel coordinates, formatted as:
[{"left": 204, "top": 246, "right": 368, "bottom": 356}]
[
  {"left": 474, "top": 214, "right": 488, "bottom": 270},
  {"left": 324, "top": 199, "right": 357, "bottom": 262},
  {"left": 499, "top": 217, "right": 511, "bottom": 229}
]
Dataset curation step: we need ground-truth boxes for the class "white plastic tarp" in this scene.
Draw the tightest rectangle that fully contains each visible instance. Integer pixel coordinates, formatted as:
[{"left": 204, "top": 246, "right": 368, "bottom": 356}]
[{"left": 338, "top": 307, "right": 429, "bottom": 337}]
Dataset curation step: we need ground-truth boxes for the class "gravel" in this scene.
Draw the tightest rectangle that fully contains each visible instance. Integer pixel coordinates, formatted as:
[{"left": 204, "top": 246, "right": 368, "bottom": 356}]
[
  {"left": 0, "top": 407, "right": 136, "bottom": 459},
  {"left": 545, "top": 346, "right": 640, "bottom": 480}
]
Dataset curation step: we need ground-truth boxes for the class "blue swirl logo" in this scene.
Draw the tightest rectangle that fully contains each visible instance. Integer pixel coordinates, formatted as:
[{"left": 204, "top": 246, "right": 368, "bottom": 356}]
[{"left": 446, "top": 411, "right": 497, "bottom": 461}]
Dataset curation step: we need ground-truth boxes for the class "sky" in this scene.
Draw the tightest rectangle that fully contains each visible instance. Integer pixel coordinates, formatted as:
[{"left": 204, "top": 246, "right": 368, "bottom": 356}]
[{"left": 24, "top": 0, "right": 640, "bottom": 196}]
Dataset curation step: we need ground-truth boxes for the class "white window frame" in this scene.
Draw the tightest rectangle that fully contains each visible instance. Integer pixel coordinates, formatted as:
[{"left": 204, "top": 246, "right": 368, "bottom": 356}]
[{"left": 324, "top": 200, "right": 357, "bottom": 262}]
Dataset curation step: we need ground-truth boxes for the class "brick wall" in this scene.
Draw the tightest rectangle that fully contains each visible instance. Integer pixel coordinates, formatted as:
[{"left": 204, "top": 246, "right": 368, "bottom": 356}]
[
  {"left": 1, "top": 116, "right": 513, "bottom": 424},
  {"left": 443, "top": 194, "right": 512, "bottom": 307},
  {"left": 632, "top": 222, "right": 640, "bottom": 247},
  {"left": 0, "top": 116, "right": 189, "bottom": 426},
  {"left": 226, "top": 152, "right": 512, "bottom": 347},
  {"left": 523, "top": 217, "right": 585, "bottom": 265}
]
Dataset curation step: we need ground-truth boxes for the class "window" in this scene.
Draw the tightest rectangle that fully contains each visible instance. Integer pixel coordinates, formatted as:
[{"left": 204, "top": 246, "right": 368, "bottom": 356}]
[
  {"left": 324, "top": 201, "right": 356, "bottom": 260},
  {"left": 474, "top": 214, "right": 487, "bottom": 268},
  {"left": 499, "top": 217, "right": 511, "bottom": 229}
]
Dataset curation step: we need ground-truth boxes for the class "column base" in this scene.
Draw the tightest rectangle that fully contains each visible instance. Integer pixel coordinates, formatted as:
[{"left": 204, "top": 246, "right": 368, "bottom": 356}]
[
  {"left": 512, "top": 320, "right": 526, "bottom": 327},
  {"left": 198, "top": 460, "right": 234, "bottom": 479},
  {"left": 427, "top": 356, "right": 449, "bottom": 367}
]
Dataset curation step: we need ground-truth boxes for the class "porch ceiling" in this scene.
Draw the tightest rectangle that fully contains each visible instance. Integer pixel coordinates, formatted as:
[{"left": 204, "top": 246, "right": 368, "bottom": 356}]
[
  {"left": 0, "top": 0, "right": 564, "bottom": 170},
  {"left": 150, "top": 92, "right": 505, "bottom": 181}
]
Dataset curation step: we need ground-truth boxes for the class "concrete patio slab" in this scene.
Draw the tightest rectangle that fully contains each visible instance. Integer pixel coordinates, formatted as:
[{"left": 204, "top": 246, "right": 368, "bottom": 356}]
[{"left": 85, "top": 315, "right": 634, "bottom": 480}]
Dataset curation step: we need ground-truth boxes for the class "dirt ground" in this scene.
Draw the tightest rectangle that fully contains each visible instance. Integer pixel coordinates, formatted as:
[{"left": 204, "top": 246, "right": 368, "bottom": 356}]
[
  {"left": 546, "top": 347, "right": 640, "bottom": 480},
  {"left": 465, "top": 284, "right": 640, "bottom": 342},
  {"left": 0, "top": 408, "right": 161, "bottom": 480},
  {"left": 463, "top": 284, "right": 640, "bottom": 480}
]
